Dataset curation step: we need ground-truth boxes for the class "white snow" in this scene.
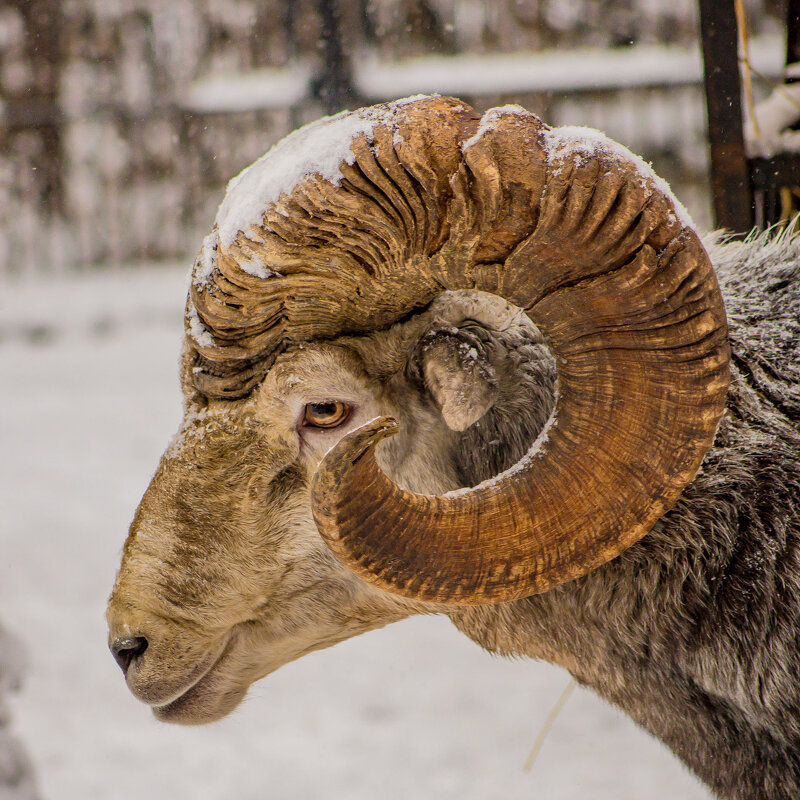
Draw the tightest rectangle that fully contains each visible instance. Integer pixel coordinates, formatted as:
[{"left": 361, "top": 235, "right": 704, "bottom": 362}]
[
  {"left": 193, "top": 229, "right": 218, "bottom": 284},
  {"left": 459, "top": 106, "right": 695, "bottom": 231},
  {"left": 543, "top": 124, "right": 695, "bottom": 229},
  {"left": 356, "top": 35, "right": 783, "bottom": 101},
  {"left": 444, "top": 405, "right": 558, "bottom": 499},
  {"left": 746, "top": 81, "right": 800, "bottom": 158},
  {"left": 461, "top": 104, "right": 528, "bottom": 151},
  {"left": 214, "top": 88, "right": 701, "bottom": 260},
  {"left": 215, "top": 98, "right": 435, "bottom": 248},
  {"left": 0, "top": 265, "right": 712, "bottom": 799},
  {"left": 164, "top": 406, "right": 209, "bottom": 461},
  {"left": 237, "top": 252, "right": 277, "bottom": 280},
  {"left": 185, "top": 296, "right": 214, "bottom": 347},
  {"left": 0, "top": 263, "right": 188, "bottom": 344},
  {"left": 182, "top": 63, "right": 313, "bottom": 115}
]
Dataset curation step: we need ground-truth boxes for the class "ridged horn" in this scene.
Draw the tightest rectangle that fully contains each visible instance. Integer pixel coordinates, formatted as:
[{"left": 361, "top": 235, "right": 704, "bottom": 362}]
[{"left": 187, "top": 96, "right": 730, "bottom": 605}]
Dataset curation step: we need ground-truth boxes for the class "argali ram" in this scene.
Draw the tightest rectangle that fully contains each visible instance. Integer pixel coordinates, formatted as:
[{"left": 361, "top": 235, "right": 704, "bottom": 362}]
[{"left": 107, "top": 96, "right": 800, "bottom": 800}]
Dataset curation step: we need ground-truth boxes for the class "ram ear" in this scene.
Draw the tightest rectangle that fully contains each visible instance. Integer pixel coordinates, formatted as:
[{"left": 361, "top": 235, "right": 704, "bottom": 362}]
[{"left": 416, "top": 329, "right": 499, "bottom": 431}]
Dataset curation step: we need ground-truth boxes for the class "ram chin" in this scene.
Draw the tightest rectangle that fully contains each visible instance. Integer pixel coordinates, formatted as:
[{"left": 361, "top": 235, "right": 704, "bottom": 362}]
[
  {"left": 152, "top": 670, "right": 249, "bottom": 725},
  {"left": 151, "top": 636, "right": 250, "bottom": 725}
]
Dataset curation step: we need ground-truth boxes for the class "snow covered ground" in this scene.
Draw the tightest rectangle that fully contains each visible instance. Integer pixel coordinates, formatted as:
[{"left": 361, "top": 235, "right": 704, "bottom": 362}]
[{"left": 0, "top": 265, "right": 711, "bottom": 799}]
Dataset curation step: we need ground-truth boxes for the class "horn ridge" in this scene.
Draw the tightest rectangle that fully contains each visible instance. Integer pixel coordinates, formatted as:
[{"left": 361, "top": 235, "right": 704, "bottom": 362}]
[{"left": 188, "top": 96, "right": 729, "bottom": 601}]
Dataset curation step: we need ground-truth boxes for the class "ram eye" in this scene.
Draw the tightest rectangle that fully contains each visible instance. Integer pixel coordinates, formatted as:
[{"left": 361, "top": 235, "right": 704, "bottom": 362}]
[{"left": 303, "top": 401, "right": 350, "bottom": 429}]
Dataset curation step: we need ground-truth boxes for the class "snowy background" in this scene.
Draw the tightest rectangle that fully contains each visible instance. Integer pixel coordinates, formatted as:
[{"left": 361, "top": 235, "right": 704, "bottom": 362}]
[
  {"left": 0, "top": 267, "right": 714, "bottom": 799},
  {"left": 1, "top": 0, "right": 785, "bottom": 277}
]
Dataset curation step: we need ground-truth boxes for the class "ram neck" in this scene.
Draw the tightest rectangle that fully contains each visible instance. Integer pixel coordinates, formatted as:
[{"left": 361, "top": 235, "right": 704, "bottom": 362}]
[
  {"left": 452, "top": 586, "right": 799, "bottom": 799},
  {"left": 448, "top": 392, "right": 800, "bottom": 800}
]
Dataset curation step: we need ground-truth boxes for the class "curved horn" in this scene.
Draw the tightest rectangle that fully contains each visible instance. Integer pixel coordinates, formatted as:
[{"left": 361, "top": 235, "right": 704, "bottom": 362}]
[{"left": 189, "top": 96, "right": 730, "bottom": 604}]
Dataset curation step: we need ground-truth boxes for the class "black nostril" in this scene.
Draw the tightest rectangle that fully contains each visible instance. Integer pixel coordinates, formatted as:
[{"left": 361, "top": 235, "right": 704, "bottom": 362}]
[{"left": 111, "top": 636, "right": 148, "bottom": 676}]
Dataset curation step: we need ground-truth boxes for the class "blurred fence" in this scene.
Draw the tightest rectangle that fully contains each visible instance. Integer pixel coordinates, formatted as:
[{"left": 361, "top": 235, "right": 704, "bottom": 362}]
[{"left": 0, "top": 0, "right": 784, "bottom": 277}]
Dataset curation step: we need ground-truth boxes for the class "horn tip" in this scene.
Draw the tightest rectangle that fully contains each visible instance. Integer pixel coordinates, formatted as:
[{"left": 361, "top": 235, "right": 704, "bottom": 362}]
[{"left": 311, "top": 416, "right": 399, "bottom": 518}]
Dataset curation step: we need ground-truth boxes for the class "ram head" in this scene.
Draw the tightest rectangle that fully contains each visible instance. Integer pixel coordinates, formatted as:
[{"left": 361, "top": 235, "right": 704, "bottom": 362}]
[{"left": 107, "top": 96, "right": 729, "bottom": 725}]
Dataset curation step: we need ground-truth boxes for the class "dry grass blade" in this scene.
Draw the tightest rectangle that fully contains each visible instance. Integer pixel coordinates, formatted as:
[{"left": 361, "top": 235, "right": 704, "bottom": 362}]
[
  {"left": 735, "top": 0, "right": 761, "bottom": 138},
  {"left": 523, "top": 678, "right": 576, "bottom": 772}
]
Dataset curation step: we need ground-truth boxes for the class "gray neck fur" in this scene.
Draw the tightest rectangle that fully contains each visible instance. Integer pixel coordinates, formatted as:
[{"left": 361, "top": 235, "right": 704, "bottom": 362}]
[{"left": 448, "top": 230, "right": 800, "bottom": 800}]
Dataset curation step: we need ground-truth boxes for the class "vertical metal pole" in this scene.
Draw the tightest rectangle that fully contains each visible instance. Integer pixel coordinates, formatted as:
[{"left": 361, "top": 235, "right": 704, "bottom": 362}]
[
  {"left": 313, "top": 0, "right": 358, "bottom": 115},
  {"left": 698, "top": 0, "right": 754, "bottom": 232},
  {"left": 9, "top": 0, "right": 65, "bottom": 216},
  {"left": 358, "top": 0, "right": 376, "bottom": 43},
  {"left": 283, "top": 0, "right": 297, "bottom": 61},
  {"left": 781, "top": 0, "right": 800, "bottom": 227},
  {"left": 786, "top": 0, "right": 800, "bottom": 74}
]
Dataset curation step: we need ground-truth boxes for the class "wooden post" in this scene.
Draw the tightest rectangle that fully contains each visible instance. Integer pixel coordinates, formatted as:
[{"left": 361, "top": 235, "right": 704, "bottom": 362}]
[
  {"left": 312, "top": 0, "right": 359, "bottom": 115},
  {"left": 698, "top": 0, "right": 754, "bottom": 232},
  {"left": 786, "top": 0, "right": 800, "bottom": 74},
  {"left": 4, "top": 0, "right": 65, "bottom": 216}
]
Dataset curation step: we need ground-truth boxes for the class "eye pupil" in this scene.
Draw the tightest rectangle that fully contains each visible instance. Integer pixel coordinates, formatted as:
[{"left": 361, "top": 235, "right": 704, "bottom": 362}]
[{"left": 303, "top": 401, "right": 350, "bottom": 428}]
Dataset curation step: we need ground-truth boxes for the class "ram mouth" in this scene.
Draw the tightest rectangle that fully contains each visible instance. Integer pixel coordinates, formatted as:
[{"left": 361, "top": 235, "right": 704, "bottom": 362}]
[{"left": 152, "top": 633, "right": 244, "bottom": 725}]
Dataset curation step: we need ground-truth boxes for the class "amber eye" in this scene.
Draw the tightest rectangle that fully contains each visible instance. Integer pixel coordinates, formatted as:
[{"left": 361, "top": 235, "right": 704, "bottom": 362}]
[{"left": 303, "top": 401, "right": 350, "bottom": 429}]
